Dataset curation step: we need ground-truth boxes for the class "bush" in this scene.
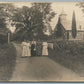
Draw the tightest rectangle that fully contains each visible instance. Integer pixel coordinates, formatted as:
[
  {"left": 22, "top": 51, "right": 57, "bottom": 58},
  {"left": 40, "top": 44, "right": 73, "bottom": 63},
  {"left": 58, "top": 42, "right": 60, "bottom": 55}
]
[
  {"left": 0, "top": 35, "right": 7, "bottom": 44},
  {"left": 49, "top": 40, "right": 84, "bottom": 74},
  {"left": 53, "top": 40, "right": 84, "bottom": 55},
  {"left": 0, "top": 43, "right": 16, "bottom": 81}
]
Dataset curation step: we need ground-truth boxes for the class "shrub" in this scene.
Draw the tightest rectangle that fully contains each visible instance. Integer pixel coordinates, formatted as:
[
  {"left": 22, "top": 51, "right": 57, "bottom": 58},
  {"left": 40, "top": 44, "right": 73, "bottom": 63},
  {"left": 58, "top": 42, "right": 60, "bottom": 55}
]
[
  {"left": 0, "top": 43, "right": 16, "bottom": 81},
  {"left": 0, "top": 35, "right": 7, "bottom": 44}
]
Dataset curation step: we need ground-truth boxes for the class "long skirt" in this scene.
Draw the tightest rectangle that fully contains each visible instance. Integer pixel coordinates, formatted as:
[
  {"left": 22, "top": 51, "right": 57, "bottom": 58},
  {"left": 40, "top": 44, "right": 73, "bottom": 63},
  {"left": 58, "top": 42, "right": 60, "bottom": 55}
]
[
  {"left": 22, "top": 46, "right": 28, "bottom": 57},
  {"left": 31, "top": 50, "right": 36, "bottom": 56},
  {"left": 42, "top": 47, "right": 48, "bottom": 56},
  {"left": 27, "top": 47, "right": 31, "bottom": 56}
]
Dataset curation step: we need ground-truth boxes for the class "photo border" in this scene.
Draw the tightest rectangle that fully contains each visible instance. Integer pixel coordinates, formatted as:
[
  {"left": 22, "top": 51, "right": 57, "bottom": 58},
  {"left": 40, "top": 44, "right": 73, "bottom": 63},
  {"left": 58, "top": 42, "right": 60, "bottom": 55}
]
[{"left": 0, "top": 0, "right": 84, "bottom": 84}]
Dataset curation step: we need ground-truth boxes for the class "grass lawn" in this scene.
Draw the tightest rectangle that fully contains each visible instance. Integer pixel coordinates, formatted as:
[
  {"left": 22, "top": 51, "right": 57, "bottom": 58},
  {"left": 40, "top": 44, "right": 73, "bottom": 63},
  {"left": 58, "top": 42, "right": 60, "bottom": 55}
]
[
  {"left": 0, "top": 43, "right": 16, "bottom": 81},
  {"left": 49, "top": 41, "right": 84, "bottom": 76}
]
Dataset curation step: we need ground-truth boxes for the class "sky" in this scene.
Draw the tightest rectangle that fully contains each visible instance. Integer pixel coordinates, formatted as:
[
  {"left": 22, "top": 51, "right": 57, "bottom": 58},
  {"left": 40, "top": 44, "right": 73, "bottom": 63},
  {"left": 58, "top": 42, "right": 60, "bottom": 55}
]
[
  {"left": 13, "top": 2, "right": 84, "bottom": 29},
  {"left": 51, "top": 2, "right": 84, "bottom": 29},
  {"left": 0, "top": 2, "right": 84, "bottom": 31}
]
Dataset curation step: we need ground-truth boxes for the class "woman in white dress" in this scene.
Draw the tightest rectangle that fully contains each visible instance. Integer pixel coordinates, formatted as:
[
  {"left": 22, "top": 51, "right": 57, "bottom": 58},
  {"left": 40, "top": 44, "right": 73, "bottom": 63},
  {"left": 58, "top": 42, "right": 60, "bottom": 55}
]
[
  {"left": 42, "top": 42, "right": 48, "bottom": 56},
  {"left": 26, "top": 41, "right": 31, "bottom": 57},
  {"left": 21, "top": 40, "right": 28, "bottom": 57}
]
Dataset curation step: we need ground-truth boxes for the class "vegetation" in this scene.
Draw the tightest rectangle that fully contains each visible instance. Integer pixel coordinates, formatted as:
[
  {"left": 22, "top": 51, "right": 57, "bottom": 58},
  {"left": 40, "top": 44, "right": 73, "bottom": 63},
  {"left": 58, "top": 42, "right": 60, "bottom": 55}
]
[
  {"left": 76, "top": 2, "right": 84, "bottom": 13},
  {"left": 0, "top": 43, "right": 16, "bottom": 81},
  {"left": 12, "top": 3, "right": 55, "bottom": 41},
  {"left": 72, "top": 11, "right": 77, "bottom": 38},
  {"left": 49, "top": 40, "right": 84, "bottom": 76}
]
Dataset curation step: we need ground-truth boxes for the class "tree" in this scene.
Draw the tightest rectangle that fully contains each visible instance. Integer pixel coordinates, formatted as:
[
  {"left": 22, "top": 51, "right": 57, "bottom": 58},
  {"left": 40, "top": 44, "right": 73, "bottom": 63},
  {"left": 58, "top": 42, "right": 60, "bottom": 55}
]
[
  {"left": 0, "top": 3, "right": 16, "bottom": 43},
  {"left": 13, "top": 3, "right": 56, "bottom": 41},
  {"left": 12, "top": 6, "right": 34, "bottom": 41},
  {"left": 0, "top": 3, "right": 17, "bottom": 33},
  {"left": 76, "top": 2, "right": 84, "bottom": 13},
  {"left": 72, "top": 11, "right": 77, "bottom": 38}
]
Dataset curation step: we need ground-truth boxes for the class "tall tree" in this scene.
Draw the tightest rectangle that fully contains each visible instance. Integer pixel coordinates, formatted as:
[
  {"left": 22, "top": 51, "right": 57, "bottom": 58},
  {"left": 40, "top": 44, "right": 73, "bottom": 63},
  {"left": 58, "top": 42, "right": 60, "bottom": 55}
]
[
  {"left": 0, "top": 3, "right": 16, "bottom": 43},
  {"left": 13, "top": 3, "right": 56, "bottom": 40},
  {"left": 72, "top": 11, "right": 77, "bottom": 38}
]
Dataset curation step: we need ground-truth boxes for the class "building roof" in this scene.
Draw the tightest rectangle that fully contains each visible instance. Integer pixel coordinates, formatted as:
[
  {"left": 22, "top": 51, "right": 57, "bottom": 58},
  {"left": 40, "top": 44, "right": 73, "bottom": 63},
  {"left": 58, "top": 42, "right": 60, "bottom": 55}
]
[
  {"left": 54, "top": 17, "right": 84, "bottom": 31},
  {"left": 54, "top": 10, "right": 84, "bottom": 31},
  {"left": 54, "top": 16, "right": 66, "bottom": 32},
  {"left": 59, "top": 9, "right": 67, "bottom": 16}
]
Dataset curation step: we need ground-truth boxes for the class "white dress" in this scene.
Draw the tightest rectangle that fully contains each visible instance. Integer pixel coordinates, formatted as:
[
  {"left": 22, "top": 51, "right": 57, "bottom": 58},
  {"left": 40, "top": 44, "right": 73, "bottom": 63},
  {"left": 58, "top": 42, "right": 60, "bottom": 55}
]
[
  {"left": 42, "top": 42, "right": 48, "bottom": 56},
  {"left": 26, "top": 43, "right": 31, "bottom": 57},
  {"left": 22, "top": 42, "right": 28, "bottom": 57},
  {"left": 48, "top": 43, "right": 53, "bottom": 49}
]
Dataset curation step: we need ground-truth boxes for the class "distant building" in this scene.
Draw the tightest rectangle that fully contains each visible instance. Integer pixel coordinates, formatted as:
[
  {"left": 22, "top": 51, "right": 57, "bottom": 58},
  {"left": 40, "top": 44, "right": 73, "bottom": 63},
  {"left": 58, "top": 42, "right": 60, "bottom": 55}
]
[{"left": 54, "top": 10, "right": 84, "bottom": 40}]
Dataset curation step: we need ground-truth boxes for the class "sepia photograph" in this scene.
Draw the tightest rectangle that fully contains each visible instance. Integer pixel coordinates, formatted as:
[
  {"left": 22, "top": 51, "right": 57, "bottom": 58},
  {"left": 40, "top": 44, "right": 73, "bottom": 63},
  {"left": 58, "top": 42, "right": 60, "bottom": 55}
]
[{"left": 0, "top": 1, "right": 84, "bottom": 82}]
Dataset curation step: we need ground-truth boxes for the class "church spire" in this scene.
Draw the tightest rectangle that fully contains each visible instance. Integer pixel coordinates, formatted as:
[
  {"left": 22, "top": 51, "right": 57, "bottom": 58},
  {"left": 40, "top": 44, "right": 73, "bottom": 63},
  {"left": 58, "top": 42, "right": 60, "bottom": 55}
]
[
  {"left": 59, "top": 9, "right": 67, "bottom": 21},
  {"left": 54, "top": 16, "right": 65, "bottom": 38},
  {"left": 72, "top": 10, "right": 77, "bottom": 38}
]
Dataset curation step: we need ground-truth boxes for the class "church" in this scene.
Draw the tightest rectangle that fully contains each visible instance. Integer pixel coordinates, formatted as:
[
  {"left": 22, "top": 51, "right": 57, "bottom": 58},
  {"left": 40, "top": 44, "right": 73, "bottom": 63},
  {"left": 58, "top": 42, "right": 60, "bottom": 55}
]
[{"left": 54, "top": 10, "right": 84, "bottom": 41}]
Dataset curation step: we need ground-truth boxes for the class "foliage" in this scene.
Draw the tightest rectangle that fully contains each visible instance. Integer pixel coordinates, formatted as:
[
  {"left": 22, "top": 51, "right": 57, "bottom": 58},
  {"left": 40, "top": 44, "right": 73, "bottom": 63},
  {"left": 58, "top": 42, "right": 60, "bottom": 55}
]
[
  {"left": 72, "top": 11, "right": 77, "bottom": 38},
  {"left": 0, "top": 18, "right": 6, "bottom": 29},
  {"left": 0, "top": 3, "right": 16, "bottom": 35},
  {"left": 49, "top": 40, "right": 84, "bottom": 75},
  {"left": 0, "top": 43, "right": 16, "bottom": 80},
  {"left": 0, "top": 34, "right": 8, "bottom": 44},
  {"left": 12, "top": 3, "right": 56, "bottom": 41},
  {"left": 76, "top": 2, "right": 84, "bottom": 13}
]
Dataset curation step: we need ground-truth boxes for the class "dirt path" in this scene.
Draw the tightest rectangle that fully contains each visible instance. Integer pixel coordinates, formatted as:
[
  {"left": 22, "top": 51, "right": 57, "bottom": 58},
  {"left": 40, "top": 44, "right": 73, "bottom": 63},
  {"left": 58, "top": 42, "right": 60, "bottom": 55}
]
[{"left": 9, "top": 43, "right": 84, "bottom": 82}]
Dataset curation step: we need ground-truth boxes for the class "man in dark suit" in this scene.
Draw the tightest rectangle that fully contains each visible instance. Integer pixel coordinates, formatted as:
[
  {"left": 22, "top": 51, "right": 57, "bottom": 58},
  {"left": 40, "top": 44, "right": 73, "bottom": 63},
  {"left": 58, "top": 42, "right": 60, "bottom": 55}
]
[{"left": 31, "top": 41, "right": 36, "bottom": 56}]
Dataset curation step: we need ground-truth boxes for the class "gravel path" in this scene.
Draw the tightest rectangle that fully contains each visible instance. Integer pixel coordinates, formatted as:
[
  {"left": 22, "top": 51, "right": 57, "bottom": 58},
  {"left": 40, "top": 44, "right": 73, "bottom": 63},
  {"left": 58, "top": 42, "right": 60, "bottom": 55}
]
[{"left": 9, "top": 43, "right": 84, "bottom": 82}]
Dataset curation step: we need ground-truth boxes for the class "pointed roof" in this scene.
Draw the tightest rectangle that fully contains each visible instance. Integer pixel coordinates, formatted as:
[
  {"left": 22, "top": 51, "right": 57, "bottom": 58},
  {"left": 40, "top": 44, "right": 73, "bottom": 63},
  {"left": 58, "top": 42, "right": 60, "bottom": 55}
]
[
  {"left": 54, "top": 16, "right": 66, "bottom": 32},
  {"left": 60, "top": 9, "right": 67, "bottom": 16}
]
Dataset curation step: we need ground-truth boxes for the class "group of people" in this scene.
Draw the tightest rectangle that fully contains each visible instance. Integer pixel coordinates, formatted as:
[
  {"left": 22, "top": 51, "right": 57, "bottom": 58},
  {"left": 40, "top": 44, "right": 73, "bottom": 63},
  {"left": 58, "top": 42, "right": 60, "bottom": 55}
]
[{"left": 21, "top": 40, "right": 49, "bottom": 57}]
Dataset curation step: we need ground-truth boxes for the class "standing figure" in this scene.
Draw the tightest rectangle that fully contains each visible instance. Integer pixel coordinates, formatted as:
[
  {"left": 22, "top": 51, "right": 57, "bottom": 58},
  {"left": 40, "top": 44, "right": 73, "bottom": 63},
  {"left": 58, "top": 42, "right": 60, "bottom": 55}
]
[
  {"left": 36, "top": 40, "right": 42, "bottom": 56},
  {"left": 26, "top": 41, "right": 31, "bottom": 57},
  {"left": 31, "top": 41, "right": 36, "bottom": 56},
  {"left": 48, "top": 43, "right": 53, "bottom": 50},
  {"left": 42, "top": 42, "right": 48, "bottom": 56},
  {"left": 21, "top": 40, "right": 28, "bottom": 57}
]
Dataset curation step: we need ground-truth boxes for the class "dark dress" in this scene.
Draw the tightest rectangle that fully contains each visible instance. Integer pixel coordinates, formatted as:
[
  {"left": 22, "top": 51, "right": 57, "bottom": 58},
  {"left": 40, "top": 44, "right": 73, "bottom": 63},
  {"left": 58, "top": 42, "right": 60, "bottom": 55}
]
[
  {"left": 31, "top": 44, "right": 36, "bottom": 56},
  {"left": 36, "top": 42, "right": 42, "bottom": 56}
]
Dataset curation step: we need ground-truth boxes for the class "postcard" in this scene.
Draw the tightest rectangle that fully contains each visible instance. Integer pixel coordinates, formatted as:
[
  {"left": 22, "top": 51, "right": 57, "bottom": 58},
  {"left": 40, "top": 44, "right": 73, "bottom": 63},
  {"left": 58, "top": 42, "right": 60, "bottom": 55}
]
[{"left": 0, "top": 1, "right": 84, "bottom": 82}]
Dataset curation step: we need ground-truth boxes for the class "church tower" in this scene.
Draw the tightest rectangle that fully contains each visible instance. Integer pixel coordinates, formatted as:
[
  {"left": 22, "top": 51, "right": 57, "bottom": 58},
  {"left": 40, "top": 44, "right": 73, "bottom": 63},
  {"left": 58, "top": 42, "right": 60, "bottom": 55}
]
[
  {"left": 59, "top": 9, "right": 67, "bottom": 23},
  {"left": 54, "top": 9, "right": 67, "bottom": 39}
]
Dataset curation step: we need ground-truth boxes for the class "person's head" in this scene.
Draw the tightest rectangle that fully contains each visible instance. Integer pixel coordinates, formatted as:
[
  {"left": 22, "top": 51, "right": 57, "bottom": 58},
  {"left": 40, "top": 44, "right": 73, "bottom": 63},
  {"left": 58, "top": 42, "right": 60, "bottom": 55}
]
[
  {"left": 24, "top": 39, "right": 26, "bottom": 42},
  {"left": 32, "top": 41, "right": 34, "bottom": 44},
  {"left": 27, "top": 40, "right": 29, "bottom": 43}
]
